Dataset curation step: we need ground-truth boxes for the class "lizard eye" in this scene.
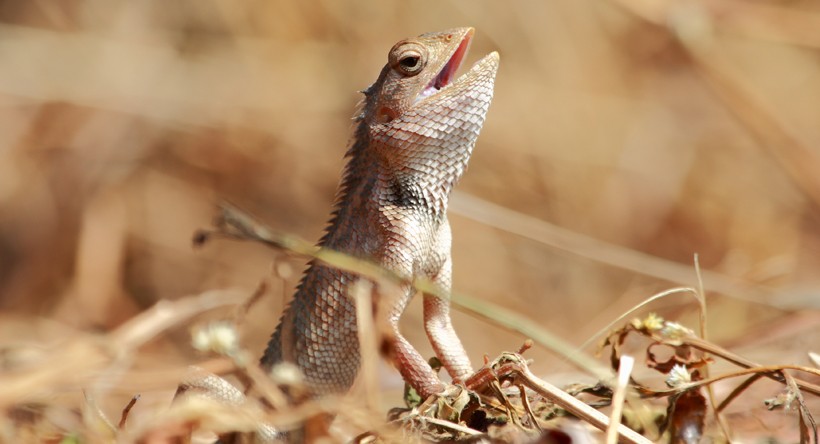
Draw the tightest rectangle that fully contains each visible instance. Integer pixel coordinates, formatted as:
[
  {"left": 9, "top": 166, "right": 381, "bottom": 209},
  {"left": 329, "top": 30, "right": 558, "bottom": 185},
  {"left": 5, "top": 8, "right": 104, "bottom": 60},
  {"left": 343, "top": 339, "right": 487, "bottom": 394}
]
[
  {"left": 389, "top": 41, "right": 427, "bottom": 76},
  {"left": 400, "top": 55, "right": 420, "bottom": 69}
]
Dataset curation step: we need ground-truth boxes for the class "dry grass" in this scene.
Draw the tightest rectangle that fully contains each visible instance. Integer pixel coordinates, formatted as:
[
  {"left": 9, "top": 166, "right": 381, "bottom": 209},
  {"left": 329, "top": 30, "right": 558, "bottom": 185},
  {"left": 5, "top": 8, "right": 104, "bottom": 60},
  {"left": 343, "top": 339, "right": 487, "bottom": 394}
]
[{"left": 1, "top": 1, "right": 819, "bottom": 442}]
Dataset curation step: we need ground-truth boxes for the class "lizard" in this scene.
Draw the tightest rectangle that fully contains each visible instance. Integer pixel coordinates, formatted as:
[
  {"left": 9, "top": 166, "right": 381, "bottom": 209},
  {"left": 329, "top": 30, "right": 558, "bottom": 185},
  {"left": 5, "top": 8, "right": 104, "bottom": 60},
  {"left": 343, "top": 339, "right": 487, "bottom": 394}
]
[
  {"left": 177, "top": 27, "right": 498, "bottom": 439},
  {"left": 259, "top": 26, "right": 499, "bottom": 400}
]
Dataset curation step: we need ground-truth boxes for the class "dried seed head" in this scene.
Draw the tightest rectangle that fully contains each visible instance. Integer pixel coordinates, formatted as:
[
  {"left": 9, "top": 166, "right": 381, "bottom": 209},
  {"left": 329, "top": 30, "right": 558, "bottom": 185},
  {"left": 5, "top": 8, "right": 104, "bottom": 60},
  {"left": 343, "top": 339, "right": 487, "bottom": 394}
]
[
  {"left": 666, "top": 364, "right": 692, "bottom": 387},
  {"left": 192, "top": 321, "right": 239, "bottom": 356}
]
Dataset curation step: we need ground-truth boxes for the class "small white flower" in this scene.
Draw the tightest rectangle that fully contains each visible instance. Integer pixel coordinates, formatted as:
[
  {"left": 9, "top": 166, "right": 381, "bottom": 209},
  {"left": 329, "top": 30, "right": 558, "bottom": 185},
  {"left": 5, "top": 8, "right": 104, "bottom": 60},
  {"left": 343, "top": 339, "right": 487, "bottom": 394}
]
[
  {"left": 666, "top": 364, "right": 692, "bottom": 388},
  {"left": 269, "top": 362, "right": 305, "bottom": 386},
  {"left": 637, "top": 313, "right": 665, "bottom": 332},
  {"left": 191, "top": 321, "right": 239, "bottom": 356},
  {"left": 660, "top": 321, "right": 694, "bottom": 340}
]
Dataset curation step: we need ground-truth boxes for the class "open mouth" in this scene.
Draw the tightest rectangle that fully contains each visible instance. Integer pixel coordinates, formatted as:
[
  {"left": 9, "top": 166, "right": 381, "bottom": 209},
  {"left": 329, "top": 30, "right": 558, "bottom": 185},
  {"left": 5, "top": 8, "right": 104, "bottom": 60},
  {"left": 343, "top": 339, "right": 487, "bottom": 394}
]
[{"left": 416, "top": 32, "right": 473, "bottom": 101}]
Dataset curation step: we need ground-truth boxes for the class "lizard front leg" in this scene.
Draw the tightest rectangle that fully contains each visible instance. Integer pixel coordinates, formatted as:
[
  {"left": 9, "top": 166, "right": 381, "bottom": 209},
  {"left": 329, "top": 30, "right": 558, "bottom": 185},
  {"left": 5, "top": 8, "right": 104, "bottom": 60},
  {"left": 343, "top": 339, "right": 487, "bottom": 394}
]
[
  {"left": 380, "top": 221, "right": 473, "bottom": 398},
  {"left": 424, "top": 254, "right": 473, "bottom": 384},
  {"left": 385, "top": 281, "right": 447, "bottom": 398}
]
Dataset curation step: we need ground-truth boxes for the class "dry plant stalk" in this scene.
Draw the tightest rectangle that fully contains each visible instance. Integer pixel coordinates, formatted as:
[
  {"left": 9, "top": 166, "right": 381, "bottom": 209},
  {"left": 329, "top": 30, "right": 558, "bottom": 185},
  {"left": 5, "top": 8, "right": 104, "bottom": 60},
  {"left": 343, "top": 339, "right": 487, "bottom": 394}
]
[
  {"left": 193, "top": 204, "right": 652, "bottom": 443},
  {"left": 601, "top": 313, "right": 819, "bottom": 443}
]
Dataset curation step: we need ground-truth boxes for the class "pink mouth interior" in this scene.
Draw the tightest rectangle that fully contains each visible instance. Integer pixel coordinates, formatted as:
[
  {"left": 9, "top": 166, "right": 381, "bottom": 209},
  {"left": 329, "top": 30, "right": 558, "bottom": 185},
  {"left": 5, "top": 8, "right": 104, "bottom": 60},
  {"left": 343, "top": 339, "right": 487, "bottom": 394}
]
[{"left": 418, "top": 33, "right": 472, "bottom": 100}]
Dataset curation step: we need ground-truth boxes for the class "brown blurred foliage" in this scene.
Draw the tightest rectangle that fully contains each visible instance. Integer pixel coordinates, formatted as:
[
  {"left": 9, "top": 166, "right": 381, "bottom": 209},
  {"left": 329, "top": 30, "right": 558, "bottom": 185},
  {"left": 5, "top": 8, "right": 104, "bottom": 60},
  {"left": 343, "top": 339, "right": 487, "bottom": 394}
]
[{"left": 1, "top": 0, "right": 819, "bottom": 440}]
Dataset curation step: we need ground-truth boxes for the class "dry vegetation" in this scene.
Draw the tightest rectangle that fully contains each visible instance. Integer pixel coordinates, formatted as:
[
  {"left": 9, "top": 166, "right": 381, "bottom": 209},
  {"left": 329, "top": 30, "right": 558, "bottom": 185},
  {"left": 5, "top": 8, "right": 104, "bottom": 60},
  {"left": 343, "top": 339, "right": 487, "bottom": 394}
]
[{"left": 1, "top": 1, "right": 819, "bottom": 442}]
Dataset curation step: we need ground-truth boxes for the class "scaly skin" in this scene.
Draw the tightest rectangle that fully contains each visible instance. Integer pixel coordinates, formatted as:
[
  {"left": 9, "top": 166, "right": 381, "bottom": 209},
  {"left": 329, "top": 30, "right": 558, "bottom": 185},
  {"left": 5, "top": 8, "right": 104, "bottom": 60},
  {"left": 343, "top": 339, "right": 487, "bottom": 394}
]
[{"left": 260, "top": 28, "right": 499, "bottom": 398}]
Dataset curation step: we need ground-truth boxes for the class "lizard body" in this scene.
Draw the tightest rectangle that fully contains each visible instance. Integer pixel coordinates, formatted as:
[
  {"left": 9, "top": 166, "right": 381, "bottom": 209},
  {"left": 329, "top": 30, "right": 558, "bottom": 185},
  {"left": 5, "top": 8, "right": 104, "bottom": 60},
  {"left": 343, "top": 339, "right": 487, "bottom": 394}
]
[{"left": 260, "top": 27, "right": 499, "bottom": 399}]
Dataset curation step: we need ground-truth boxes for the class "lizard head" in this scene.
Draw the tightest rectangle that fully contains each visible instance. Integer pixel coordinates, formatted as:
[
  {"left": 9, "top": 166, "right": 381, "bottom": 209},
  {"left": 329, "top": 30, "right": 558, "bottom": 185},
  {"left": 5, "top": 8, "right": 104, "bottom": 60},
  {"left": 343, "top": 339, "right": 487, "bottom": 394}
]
[
  {"left": 365, "top": 27, "right": 498, "bottom": 125},
  {"left": 342, "top": 28, "right": 499, "bottom": 214},
  {"left": 360, "top": 27, "right": 499, "bottom": 201}
]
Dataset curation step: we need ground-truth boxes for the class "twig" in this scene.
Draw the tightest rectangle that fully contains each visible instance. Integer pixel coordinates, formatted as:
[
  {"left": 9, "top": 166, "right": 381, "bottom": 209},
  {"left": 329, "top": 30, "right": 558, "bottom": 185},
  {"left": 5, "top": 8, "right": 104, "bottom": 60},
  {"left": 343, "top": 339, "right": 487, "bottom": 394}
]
[
  {"left": 516, "top": 365, "right": 650, "bottom": 444},
  {"left": 606, "top": 355, "right": 634, "bottom": 444},
  {"left": 579, "top": 286, "right": 699, "bottom": 352},
  {"left": 352, "top": 280, "right": 381, "bottom": 413},
  {"left": 783, "top": 372, "right": 818, "bottom": 444},
  {"left": 110, "top": 289, "right": 243, "bottom": 350},
  {"left": 466, "top": 354, "right": 652, "bottom": 444},
  {"left": 449, "top": 191, "right": 773, "bottom": 305},
  {"left": 417, "top": 416, "right": 482, "bottom": 436},
  {"left": 682, "top": 337, "right": 820, "bottom": 396},
  {"left": 644, "top": 365, "right": 820, "bottom": 399},
  {"left": 517, "top": 383, "right": 542, "bottom": 431},
  {"left": 118, "top": 395, "right": 140, "bottom": 429},
  {"left": 716, "top": 373, "right": 762, "bottom": 413},
  {"left": 234, "top": 279, "right": 270, "bottom": 326}
]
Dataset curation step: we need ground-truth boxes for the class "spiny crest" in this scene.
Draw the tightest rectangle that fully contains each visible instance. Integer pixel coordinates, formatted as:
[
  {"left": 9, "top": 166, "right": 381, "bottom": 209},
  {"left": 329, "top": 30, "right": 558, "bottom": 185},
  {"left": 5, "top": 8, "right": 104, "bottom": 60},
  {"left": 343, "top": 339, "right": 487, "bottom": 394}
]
[{"left": 353, "top": 83, "right": 377, "bottom": 123}]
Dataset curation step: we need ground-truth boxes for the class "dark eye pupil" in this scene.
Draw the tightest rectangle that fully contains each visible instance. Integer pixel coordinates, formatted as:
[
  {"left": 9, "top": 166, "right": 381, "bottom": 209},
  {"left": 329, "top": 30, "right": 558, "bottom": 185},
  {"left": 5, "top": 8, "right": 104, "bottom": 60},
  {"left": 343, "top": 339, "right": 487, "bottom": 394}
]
[{"left": 400, "top": 56, "right": 419, "bottom": 68}]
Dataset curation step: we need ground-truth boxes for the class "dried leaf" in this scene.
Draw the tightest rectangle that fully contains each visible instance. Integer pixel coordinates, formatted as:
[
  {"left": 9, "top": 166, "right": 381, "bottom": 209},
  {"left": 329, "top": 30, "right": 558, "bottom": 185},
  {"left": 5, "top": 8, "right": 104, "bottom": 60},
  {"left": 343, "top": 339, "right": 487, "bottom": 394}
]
[{"left": 664, "top": 390, "right": 706, "bottom": 444}]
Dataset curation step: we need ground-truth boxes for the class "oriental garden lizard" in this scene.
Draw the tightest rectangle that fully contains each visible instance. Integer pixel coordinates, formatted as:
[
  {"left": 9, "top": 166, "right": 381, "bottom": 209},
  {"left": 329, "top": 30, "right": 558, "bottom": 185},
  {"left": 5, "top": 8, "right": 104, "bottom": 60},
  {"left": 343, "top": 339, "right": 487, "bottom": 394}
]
[
  {"left": 260, "top": 26, "right": 498, "bottom": 399},
  {"left": 178, "top": 27, "right": 498, "bottom": 439}
]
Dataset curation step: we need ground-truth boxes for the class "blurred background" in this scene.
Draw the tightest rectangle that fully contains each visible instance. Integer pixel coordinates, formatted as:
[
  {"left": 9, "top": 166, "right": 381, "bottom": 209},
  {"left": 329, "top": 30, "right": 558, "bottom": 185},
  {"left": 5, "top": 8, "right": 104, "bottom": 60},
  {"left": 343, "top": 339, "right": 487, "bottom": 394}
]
[{"left": 1, "top": 0, "right": 819, "bottom": 439}]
